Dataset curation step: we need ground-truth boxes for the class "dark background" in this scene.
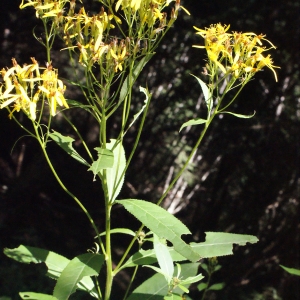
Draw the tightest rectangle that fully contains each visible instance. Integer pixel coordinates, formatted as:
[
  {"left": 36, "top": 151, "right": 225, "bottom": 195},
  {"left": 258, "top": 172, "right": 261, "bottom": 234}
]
[{"left": 0, "top": 0, "right": 299, "bottom": 299}]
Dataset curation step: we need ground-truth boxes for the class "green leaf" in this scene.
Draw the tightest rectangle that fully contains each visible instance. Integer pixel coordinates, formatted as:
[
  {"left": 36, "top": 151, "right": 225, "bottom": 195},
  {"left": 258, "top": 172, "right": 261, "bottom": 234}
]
[
  {"left": 101, "top": 139, "right": 126, "bottom": 202},
  {"left": 190, "top": 232, "right": 258, "bottom": 258},
  {"left": 221, "top": 111, "right": 256, "bottom": 118},
  {"left": 208, "top": 282, "right": 225, "bottom": 290},
  {"left": 53, "top": 253, "right": 104, "bottom": 299},
  {"left": 119, "top": 54, "right": 154, "bottom": 105},
  {"left": 88, "top": 148, "right": 114, "bottom": 181},
  {"left": 127, "top": 263, "right": 199, "bottom": 300},
  {"left": 179, "top": 118, "right": 207, "bottom": 132},
  {"left": 97, "top": 227, "right": 136, "bottom": 237},
  {"left": 197, "top": 282, "right": 208, "bottom": 292},
  {"left": 49, "top": 131, "right": 89, "bottom": 166},
  {"left": 191, "top": 74, "right": 212, "bottom": 112},
  {"left": 154, "top": 234, "right": 174, "bottom": 283},
  {"left": 19, "top": 292, "right": 57, "bottom": 300},
  {"left": 4, "top": 245, "right": 99, "bottom": 298},
  {"left": 280, "top": 265, "right": 300, "bottom": 276},
  {"left": 125, "top": 87, "right": 151, "bottom": 133},
  {"left": 164, "top": 293, "right": 185, "bottom": 300},
  {"left": 116, "top": 199, "right": 200, "bottom": 262},
  {"left": 120, "top": 249, "right": 158, "bottom": 270},
  {"left": 180, "top": 273, "right": 204, "bottom": 285}
]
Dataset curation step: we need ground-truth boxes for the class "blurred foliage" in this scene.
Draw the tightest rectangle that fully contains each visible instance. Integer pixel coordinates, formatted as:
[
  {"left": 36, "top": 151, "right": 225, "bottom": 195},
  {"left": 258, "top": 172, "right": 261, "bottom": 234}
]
[{"left": 0, "top": 0, "right": 299, "bottom": 299}]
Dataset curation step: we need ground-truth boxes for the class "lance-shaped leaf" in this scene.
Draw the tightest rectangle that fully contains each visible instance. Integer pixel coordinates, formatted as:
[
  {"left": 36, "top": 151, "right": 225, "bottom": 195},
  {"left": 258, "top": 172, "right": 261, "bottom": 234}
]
[
  {"left": 180, "top": 118, "right": 207, "bottom": 132},
  {"left": 280, "top": 265, "right": 300, "bottom": 276},
  {"left": 153, "top": 234, "right": 174, "bottom": 283},
  {"left": 191, "top": 74, "right": 212, "bottom": 112},
  {"left": 190, "top": 232, "right": 259, "bottom": 258},
  {"left": 119, "top": 54, "right": 153, "bottom": 105},
  {"left": 221, "top": 111, "right": 256, "bottom": 118},
  {"left": 49, "top": 131, "right": 89, "bottom": 166},
  {"left": 101, "top": 139, "right": 126, "bottom": 202},
  {"left": 88, "top": 148, "right": 114, "bottom": 181},
  {"left": 19, "top": 292, "right": 57, "bottom": 300},
  {"left": 4, "top": 245, "right": 99, "bottom": 298},
  {"left": 116, "top": 200, "right": 200, "bottom": 262},
  {"left": 53, "top": 253, "right": 104, "bottom": 299}
]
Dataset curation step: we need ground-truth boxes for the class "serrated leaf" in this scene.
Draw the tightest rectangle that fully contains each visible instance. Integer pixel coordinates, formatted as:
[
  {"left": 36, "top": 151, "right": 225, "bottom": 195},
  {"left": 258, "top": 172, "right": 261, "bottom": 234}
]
[
  {"left": 88, "top": 148, "right": 114, "bottom": 181},
  {"left": 116, "top": 200, "right": 200, "bottom": 262},
  {"left": 19, "top": 292, "right": 57, "bottom": 300},
  {"left": 49, "top": 131, "right": 89, "bottom": 166},
  {"left": 280, "top": 265, "right": 300, "bottom": 276},
  {"left": 101, "top": 139, "right": 126, "bottom": 202},
  {"left": 127, "top": 263, "right": 199, "bottom": 300},
  {"left": 221, "top": 111, "right": 256, "bottom": 118},
  {"left": 119, "top": 55, "right": 153, "bottom": 105},
  {"left": 4, "top": 245, "right": 99, "bottom": 298},
  {"left": 154, "top": 234, "right": 174, "bottom": 283},
  {"left": 179, "top": 118, "right": 207, "bottom": 132},
  {"left": 208, "top": 282, "right": 225, "bottom": 290},
  {"left": 190, "top": 232, "right": 258, "bottom": 258},
  {"left": 191, "top": 74, "right": 212, "bottom": 112},
  {"left": 53, "top": 253, "right": 104, "bottom": 299}
]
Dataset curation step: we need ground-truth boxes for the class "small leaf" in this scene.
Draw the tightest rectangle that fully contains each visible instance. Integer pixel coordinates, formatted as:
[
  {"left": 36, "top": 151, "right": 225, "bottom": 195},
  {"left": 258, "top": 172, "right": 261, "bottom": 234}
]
[
  {"left": 88, "top": 148, "right": 114, "bottom": 181},
  {"left": 101, "top": 139, "right": 126, "bottom": 202},
  {"left": 191, "top": 74, "right": 212, "bottom": 111},
  {"left": 280, "top": 265, "right": 300, "bottom": 276},
  {"left": 120, "top": 249, "right": 158, "bottom": 270},
  {"left": 154, "top": 234, "right": 174, "bottom": 283},
  {"left": 125, "top": 87, "right": 151, "bottom": 133},
  {"left": 180, "top": 118, "right": 207, "bottom": 132},
  {"left": 53, "top": 253, "right": 104, "bottom": 299},
  {"left": 116, "top": 199, "right": 200, "bottom": 262},
  {"left": 221, "top": 111, "right": 256, "bottom": 118},
  {"left": 180, "top": 273, "right": 204, "bottom": 285},
  {"left": 19, "top": 292, "right": 57, "bottom": 300},
  {"left": 96, "top": 228, "right": 136, "bottom": 237},
  {"left": 49, "top": 131, "right": 89, "bottom": 166},
  {"left": 197, "top": 282, "right": 208, "bottom": 292},
  {"left": 208, "top": 282, "right": 225, "bottom": 290}
]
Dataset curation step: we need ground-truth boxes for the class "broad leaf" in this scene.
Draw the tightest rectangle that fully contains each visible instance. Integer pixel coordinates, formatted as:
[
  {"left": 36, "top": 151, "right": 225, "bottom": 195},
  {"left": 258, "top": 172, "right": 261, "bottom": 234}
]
[
  {"left": 190, "top": 232, "right": 259, "bottom": 258},
  {"left": 221, "top": 111, "right": 256, "bottom": 118},
  {"left": 101, "top": 139, "right": 126, "bottom": 202},
  {"left": 19, "top": 292, "right": 57, "bottom": 300},
  {"left": 116, "top": 200, "right": 200, "bottom": 262},
  {"left": 49, "top": 131, "right": 89, "bottom": 166},
  {"left": 4, "top": 245, "right": 99, "bottom": 298},
  {"left": 88, "top": 148, "right": 114, "bottom": 181},
  {"left": 119, "top": 54, "right": 153, "bottom": 105},
  {"left": 280, "top": 265, "right": 300, "bottom": 276},
  {"left": 154, "top": 234, "right": 174, "bottom": 283},
  {"left": 53, "top": 253, "right": 104, "bottom": 299},
  {"left": 127, "top": 263, "right": 200, "bottom": 300},
  {"left": 120, "top": 249, "right": 158, "bottom": 270},
  {"left": 180, "top": 118, "right": 207, "bottom": 132},
  {"left": 191, "top": 74, "right": 212, "bottom": 112}
]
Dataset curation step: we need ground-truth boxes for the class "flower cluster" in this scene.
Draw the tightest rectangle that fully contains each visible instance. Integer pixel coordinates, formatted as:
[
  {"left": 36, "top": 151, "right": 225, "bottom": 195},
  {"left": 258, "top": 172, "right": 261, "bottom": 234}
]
[
  {"left": 0, "top": 58, "right": 68, "bottom": 120},
  {"left": 193, "top": 23, "right": 279, "bottom": 81}
]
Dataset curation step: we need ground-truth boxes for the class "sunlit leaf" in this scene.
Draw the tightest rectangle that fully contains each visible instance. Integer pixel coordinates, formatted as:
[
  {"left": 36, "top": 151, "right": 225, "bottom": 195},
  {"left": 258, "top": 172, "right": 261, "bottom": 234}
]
[
  {"left": 280, "top": 265, "right": 300, "bottom": 276},
  {"left": 53, "top": 253, "right": 104, "bottom": 299},
  {"left": 116, "top": 199, "right": 200, "bottom": 262},
  {"left": 49, "top": 131, "right": 89, "bottom": 166},
  {"left": 179, "top": 118, "right": 207, "bottom": 132},
  {"left": 88, "top": 148, "right": 114, "bottom": 181},
  {"left": 220, "top": 111, "right": 256, "bottom": 118},
  {"left": 19, "top": 292, "right": 57, "bottom": 300},
  {"left": 4, "top": 245, "right": 99, "bottom": 298},
  {"left": 96, "top": 228, "right": 136, "bottom": 237},
  {"left": 191, "top": 74, "right": 212, "bottom": 112}
]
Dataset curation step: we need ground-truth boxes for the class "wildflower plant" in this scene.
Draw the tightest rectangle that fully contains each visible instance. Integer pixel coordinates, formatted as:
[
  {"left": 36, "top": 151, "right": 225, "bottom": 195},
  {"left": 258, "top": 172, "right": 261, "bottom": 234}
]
[{"left": 1, "top": 1, "right": 279, "bottom": 299}]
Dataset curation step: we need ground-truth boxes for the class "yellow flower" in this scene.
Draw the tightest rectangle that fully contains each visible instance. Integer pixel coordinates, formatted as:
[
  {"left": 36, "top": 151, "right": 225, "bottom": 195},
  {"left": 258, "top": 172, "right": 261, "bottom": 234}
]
[{"left": 110, "top": 45, "right": 127, "bottom": 72}]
